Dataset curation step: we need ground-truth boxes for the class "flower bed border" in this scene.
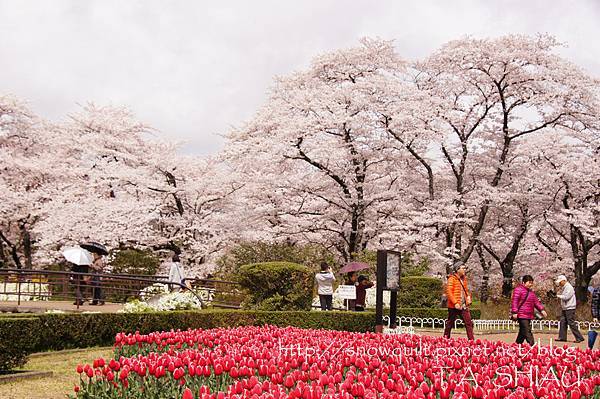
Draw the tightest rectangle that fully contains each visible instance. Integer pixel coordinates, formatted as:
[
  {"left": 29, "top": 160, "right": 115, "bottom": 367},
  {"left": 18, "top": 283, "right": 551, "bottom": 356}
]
[{"left": 0, "top": 370, "right": 53, "bottom": 384}]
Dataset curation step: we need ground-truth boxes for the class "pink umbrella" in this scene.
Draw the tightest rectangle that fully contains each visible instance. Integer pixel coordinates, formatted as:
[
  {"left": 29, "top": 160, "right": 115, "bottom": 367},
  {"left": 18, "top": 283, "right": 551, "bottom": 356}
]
[{"left": 339, "top": 262, "right": 371, "bottom": 274}]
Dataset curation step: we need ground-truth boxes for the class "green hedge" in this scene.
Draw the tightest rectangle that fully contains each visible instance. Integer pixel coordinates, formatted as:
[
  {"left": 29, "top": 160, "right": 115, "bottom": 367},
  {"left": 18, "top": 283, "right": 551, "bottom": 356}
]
[
  {"left": 238, "top": 262, "right": 313, "bottom": 310},
  {"left": 0, "top": 316, "right": 42, "bottom": 371},
  {"left": 0, "top": 308, "right": 480, "bottom": 371},
  {"left": 397, "top": 276, "right": 443, "bottom": 308}
]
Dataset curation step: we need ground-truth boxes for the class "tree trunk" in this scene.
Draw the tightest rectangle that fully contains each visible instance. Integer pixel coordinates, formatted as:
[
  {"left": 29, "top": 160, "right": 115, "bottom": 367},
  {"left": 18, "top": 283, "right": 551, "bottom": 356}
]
[
  {"left": 575, "top": 282, "right": 590, "bottom": 303},
  {"left": 0, "top": 230, "right": 22, "bottom": 269},
  {"left": 20, "top": 223, "right": 32, "bottom": 269},
  {"left": 476, "top": 244, "right": 491, "bottom": 303},
  {"left": 152, "top": 241, "right": 182, "bottom": 255},
  {"left": 501, "top": 270, "right": 514, "bottom": 298},
  {"left": 0, "top": 238, "right": 6, "bottom": 268}
]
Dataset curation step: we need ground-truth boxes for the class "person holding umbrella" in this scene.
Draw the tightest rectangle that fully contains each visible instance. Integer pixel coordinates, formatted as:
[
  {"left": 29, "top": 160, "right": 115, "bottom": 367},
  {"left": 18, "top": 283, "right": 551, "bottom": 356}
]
[
  {"left": 80, "top": 242, "right": 108, "bottom": 306},
  {"left": 62, "top": 246, "right": 93, "bottom": 306},
  {"left": 339, "top": 262, "right": 370, "bottom": 311},
  {"left": 343, "top": 271, "right": 358, "bottom": 311},
  {"left": 355, "top": 275, "right": 374, "bottom": 311}
]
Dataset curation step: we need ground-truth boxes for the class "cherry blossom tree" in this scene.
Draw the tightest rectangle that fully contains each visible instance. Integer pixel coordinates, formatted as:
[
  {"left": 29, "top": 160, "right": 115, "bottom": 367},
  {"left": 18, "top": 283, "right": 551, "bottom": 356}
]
[
  {"left": 32, "top": 103, "right": 167, "bottom": 263},
  {"left": 394, "top": 35, "right": 600, "bottom": 292},
  {"left": 2, "top": 99, "right": 235, "bottom": 271},
  {"left": 148, "top": 155, "right": 244, "bottom": 268},
  {"left": 532, "top": 131, "right": 600, "bottom": 301},
  {"left": 224, "top": 39, "right": 414, "bottom": 261},
  {"left": 0, "top": 94, "right": 62, "bottom": 268}
]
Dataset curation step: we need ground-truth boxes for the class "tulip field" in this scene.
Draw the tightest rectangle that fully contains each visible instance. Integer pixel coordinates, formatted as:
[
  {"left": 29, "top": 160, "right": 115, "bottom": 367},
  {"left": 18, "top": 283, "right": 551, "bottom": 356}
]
[{"left": 72, "top": 325, "right": 600, "bottom": 399}]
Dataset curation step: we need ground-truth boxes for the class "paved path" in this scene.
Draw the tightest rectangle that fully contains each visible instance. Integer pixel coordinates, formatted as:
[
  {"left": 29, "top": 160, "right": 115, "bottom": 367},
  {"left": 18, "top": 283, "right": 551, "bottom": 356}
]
[
  {"left": 416, "top": 329, "right": 592, "bottom": 350},
  {"left": 0, "top": 300, "right": 123, "bottom": 313}
]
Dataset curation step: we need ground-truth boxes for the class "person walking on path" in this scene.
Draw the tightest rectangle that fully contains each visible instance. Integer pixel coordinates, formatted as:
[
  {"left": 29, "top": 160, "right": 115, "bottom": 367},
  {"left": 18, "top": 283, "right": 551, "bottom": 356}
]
[
  {"left": 168, "top": 253, "right": 186, "bottom": 291},
  {"left": 72, "top": 262, "right": 89, "bottom": 306},
  {"left": 315, "top": 262, "right": 335, "bottom": 311},
  {"left": 354, "top": 275, "right": 374, "bottom": 311},
  {"left": 554, "top": 275, "right": 584, "bottom": 343},
  {"left": 80, "top": 242, "right": 109, "bottom": 306},
  {"left": 588, "top": 285, "right": 600, "bottom": 349},
  {"left": 89, "top": 252, "right": 105, "bottom": 305},
  {"left": 443, "top": 262, "right": 474, "bottom": 341},
  {"left": 511, "top": 275, "right": 547, "bottom": 345}
]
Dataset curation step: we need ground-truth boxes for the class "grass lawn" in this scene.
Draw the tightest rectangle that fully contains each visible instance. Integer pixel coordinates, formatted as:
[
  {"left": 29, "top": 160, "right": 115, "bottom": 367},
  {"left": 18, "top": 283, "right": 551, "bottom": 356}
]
[{"left": 0, "top": 347, "right": 112, "bottom": 399}]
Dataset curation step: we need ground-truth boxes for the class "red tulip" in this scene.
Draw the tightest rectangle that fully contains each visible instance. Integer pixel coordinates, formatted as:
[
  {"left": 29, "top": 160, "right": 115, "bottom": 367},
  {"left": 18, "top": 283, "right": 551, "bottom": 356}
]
[{"left": 182, "top": 388, "right": 194, "bottom": 399}]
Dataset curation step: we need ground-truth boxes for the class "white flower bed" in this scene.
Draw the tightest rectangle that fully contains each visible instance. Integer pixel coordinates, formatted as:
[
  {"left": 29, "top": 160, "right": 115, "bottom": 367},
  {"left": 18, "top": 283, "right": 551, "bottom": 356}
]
[
  {"left": 139, "top": 283, "right": 170, "bottom": 301},
  {"left": 155, "top": 291, "right": 202, "bottom": 311},
  {"left": 121, "top": 291, "right": 202, "bottom": 313},
  {"left": 0, "top": 282, "right": 50, "bottom": 301}
]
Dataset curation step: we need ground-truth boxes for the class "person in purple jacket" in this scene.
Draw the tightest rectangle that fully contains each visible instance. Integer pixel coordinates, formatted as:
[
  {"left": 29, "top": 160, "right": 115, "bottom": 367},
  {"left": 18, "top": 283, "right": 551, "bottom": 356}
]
[{"left": 511, "top": 275, "right": 548, "bottom": 345}]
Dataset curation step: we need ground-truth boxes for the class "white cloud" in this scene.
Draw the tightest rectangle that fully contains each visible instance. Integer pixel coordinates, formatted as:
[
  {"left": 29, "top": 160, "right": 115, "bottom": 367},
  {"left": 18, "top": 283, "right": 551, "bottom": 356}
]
[{"left": 0, "top": 0, "right": 598, "bottom": 155}]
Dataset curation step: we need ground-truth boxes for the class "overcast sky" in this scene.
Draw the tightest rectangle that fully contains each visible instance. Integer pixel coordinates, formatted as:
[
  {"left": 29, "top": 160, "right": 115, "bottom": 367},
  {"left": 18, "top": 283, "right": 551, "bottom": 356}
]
[{"left": 1, "top": 0, "right": 599, "bottom": 155}]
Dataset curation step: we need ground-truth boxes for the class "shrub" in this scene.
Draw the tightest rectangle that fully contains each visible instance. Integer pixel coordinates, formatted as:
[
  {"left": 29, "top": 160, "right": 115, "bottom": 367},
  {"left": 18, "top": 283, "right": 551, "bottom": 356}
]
[
  {"left": 400, "top": 253, "right": 430, "bottom": 277},
  {"left": 104, "top": 249, "right": 161, "bottom": 302},
  {"left": 397, "top": 276, "right": 443, "bottom": 308},
  {"left": 216, "top": 241, "right": 335, "bottom": 279},
  {"left": 110, "top": 248, "right": 160, "bottom": 275},
  {"left": 0, "top": 316, "right": 41, "bottom": 371},
  {"left": 238, "top": 262, "right": 313, "bottom": 310}
]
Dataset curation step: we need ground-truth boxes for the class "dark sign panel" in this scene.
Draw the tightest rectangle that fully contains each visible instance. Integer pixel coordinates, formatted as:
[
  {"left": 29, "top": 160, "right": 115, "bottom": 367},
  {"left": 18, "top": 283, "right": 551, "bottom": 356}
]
[{"left": 375, "top": 249, "right": 403, "bottom": 332}]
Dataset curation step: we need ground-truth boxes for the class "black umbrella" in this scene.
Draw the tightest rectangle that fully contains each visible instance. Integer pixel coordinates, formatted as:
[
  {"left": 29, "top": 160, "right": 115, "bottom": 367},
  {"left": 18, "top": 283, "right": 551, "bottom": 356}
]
[{"left": 80, "top": 242, "right": 108, "bottom": 256}]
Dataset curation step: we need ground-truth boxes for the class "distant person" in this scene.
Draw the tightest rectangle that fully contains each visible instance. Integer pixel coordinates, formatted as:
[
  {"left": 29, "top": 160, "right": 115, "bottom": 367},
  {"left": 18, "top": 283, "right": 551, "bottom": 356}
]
[
  {"left": 168, "top": 253, "right": 186, "bottom": 291},
  {"left": 71, "top": 262, "right": 89, "bottom": 306},
  {"left": 443, "top": 262, "right": 474, "bottom": 341},
  {"left": 79, "top": 242, "right": 108, "bottom": 306},
  {"left": 511, "top": 275, "right": 547, "bottom": 345},
  {"left": 344, "top": 271, "right": 358, "bottom": 311},
  {"left": 554, "top": 275, "right": 584, "bottom": 343},
  {"left": 588, "top": 285, "right": 599, "bottom": 349},
  {"left": 354, "top": 275, "right": 374, "bottom": 311},
  {"left": 89, "top": 252, "right": 105, "bottom": 305},
  {"left": 315, "top": 262, "right": 335, "bottom": 311}
]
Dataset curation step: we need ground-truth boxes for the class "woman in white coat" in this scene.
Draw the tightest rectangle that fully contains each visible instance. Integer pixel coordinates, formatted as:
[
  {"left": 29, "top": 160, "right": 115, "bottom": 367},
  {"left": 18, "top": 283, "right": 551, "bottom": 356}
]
[{"left": 168, "top": 253, "right": 186, "bottom": 291}]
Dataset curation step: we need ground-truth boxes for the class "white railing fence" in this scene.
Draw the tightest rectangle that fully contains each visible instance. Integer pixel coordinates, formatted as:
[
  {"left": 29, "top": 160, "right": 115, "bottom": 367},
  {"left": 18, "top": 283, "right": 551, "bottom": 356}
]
[{"left": 382, "top": 316, "right": 600, "bottom": 332}]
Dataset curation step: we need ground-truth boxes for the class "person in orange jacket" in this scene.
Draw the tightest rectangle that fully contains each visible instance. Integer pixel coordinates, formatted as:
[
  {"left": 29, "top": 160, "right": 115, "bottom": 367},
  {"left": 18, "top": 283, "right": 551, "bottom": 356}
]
[{"left": 443, "top": 261, "right": 474, "bottom": 340}]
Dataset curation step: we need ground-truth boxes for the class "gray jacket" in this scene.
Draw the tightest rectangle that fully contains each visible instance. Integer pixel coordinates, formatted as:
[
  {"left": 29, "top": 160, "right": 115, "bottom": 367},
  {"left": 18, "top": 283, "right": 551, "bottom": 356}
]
[{"left": 556, "top": 282, "right": 577, "bottom": 310}]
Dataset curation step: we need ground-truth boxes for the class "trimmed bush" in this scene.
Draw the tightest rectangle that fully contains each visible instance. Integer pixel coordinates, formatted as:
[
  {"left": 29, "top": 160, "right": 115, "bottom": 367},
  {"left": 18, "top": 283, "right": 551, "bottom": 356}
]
[
  {"left": 238, "top": 262, "right": 313, "bottom": 311},
  {"left": 110, "top": 248, "right": 160, "bottom": 276},
  {"left": 397, "top": 276, "right": 443, "bottom": 308},
  {"left": 216, "top": 241, "right": 336, "bottom": 278},
  {"left": 0, "top": 316, "right": 41, "bottom": 371}
]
